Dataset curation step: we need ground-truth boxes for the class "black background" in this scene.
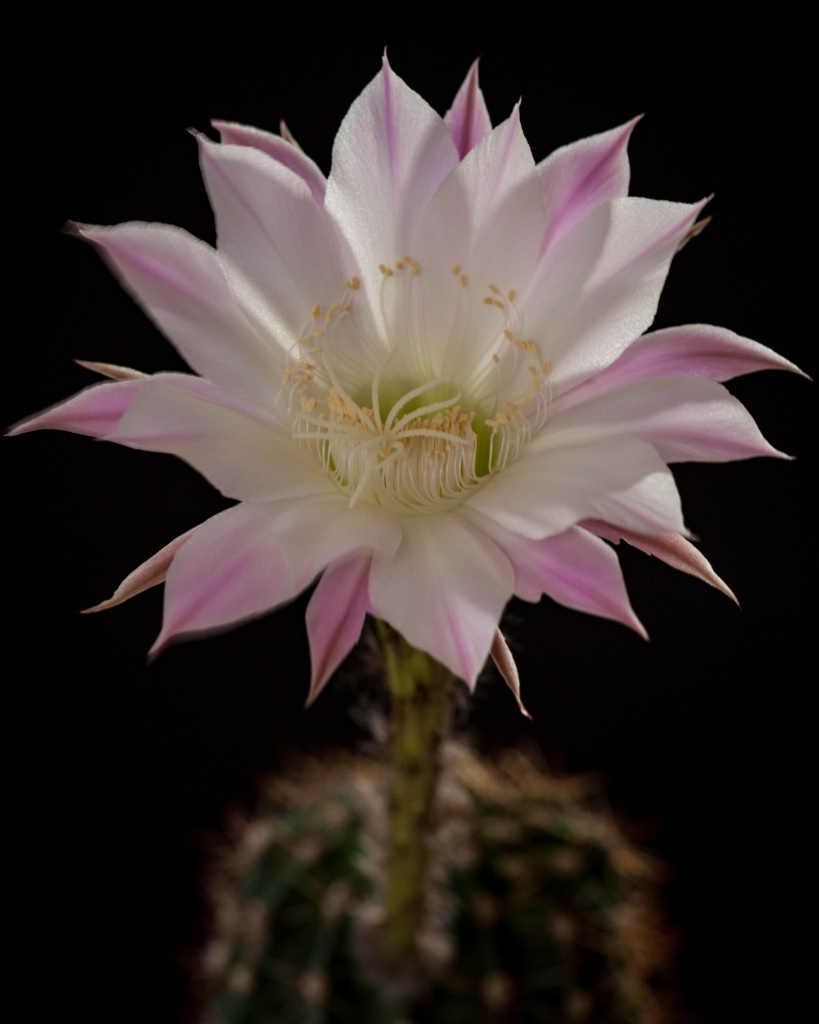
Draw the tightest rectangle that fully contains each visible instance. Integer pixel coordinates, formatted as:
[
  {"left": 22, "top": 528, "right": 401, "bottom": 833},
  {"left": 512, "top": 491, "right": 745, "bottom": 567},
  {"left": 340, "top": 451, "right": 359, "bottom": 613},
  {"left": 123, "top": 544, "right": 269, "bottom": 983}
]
[{"left": 7, "top": 5, "right": 814, "bottom": 1023}]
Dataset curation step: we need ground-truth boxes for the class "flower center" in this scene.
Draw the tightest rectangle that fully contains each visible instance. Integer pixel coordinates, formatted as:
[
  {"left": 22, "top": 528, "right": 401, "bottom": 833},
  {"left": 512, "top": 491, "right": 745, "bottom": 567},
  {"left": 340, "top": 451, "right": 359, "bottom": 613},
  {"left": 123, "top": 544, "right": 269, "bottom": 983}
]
[{"left": 283, "top": 261, "right": 548, "bottom": 516}]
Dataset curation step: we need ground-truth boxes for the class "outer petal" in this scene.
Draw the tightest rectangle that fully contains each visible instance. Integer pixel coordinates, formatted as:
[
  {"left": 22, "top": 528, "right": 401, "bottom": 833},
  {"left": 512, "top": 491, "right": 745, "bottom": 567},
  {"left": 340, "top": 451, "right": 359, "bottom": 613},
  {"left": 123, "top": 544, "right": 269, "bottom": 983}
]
[
  {"left": 444, "top": 59, "right": 492, "bottom": 159},
  {"left": 461, "top": 510, "right": 645, "bottom": 635},
  {"left": 153, "top": 496, "right": 400, "bottom": 652},
  {"left": 523, "top": 197, "right": 707, "bottom": 395},
  {"left": 198, "top": 137, "right": 358, "bottom": 349},
  {"left": 490, "top": 630, "right": 531, "bottom": 718},
  {"left": 213, "top": 120, "right": 327, "bottom": 206},
  {"left": 466, "top": 436, "right": 686, "bottom": 540},
  {"left": 584, "top": 520, "right": 737, "bottom": 602},
  {"left": 369, "top": 513, "right": 515, "bottom": 688},
  {"left": 305, "top": 554, "right": 372, "bottom": 705},
  {"left": 9, "top": 378, "right": 145, "bottom": 437},
  {"left": 551, "top": 324, "right": 807, "bottom": 415},
  {"left": 76, "top": 223, "right": 283, "bottom": 411},
  {"left": 83, "top": 526, "right": 198, "bottom": 612},
  {"left": 74, "top": 360, "right": 148, "bottom": 381},
  {"left": 538, "top": 117, "right": 639, "bottom": 252},
  {"left": 324, "top": 56, "right": 459, "bottom": 275},
  {"left": 109, "top": 374, "right": 331, "bottom": 502},
  {"left": 543, "top": 375, "right": 787, "bottom": 463}
]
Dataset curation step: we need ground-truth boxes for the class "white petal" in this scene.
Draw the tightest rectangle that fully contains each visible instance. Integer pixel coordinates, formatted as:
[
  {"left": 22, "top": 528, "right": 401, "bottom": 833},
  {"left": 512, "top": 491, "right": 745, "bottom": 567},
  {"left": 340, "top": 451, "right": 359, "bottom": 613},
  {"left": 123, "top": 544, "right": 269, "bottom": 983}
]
[
  {"left": 305, "top": 554, "right": 372, "bottom": 705},
  {"left": 544, "top": 376, "right": 788, "bottom": 463},
  {"left": 523, "top": 197, "right": 706, "bottom": 394},
  {"left": 76, "top": 222, "right": 283, "bottom": 410},
  {"left": 369, "top": 513, "right": 514, "bottom": 688},
  {"left": 153, "top": 496, "right": 399, "bottom": 652},
  {"left": 467, "top": 437, "right": 686, "bottom": 539},
  {"left": 213, "top": 120, "right": 327, "bottom": 206},
  {"left": 109, "top": 374, "right": 330, "bottom": 502},
  {"left": 411, "top": 106, "right": 547, "bottom": 380},
  {"left": 551, "top": 323, "right": 807, "bottom": 415},
  {"left": 324, "top": 56, "right": 458, "bottom": 282},
  {"left": 537, "top": 117, "right": 639, "bottom": 251},
  {"left": 198, "top": 137, "right": 356, "bottom": 349},
  {"left": 444, "top": 60, "right": 492, "bottom": 158},
  {"left": 460, "top": 510, "right": 645, "bottom": 635}
]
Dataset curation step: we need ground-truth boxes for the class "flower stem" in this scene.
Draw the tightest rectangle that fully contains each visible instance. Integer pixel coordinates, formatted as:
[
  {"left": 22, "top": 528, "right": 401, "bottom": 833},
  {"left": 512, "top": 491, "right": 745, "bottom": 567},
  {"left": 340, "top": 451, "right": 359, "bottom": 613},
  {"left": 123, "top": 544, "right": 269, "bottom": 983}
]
[{"left": 377, "top": 622, "right": 455, "bottom": 974}]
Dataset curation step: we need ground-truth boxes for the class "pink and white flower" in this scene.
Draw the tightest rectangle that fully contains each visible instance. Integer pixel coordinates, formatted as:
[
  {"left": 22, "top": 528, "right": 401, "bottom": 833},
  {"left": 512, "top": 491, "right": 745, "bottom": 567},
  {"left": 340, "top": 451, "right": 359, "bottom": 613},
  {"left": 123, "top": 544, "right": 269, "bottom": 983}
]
[{"left": 12, "top": 59, "right": 801, "bottom": 703}]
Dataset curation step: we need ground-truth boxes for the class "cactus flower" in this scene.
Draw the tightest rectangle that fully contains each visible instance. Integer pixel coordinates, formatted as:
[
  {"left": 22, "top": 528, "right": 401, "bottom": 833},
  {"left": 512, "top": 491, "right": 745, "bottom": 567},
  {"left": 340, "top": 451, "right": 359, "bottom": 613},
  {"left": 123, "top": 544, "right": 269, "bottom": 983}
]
[{"left": 13, "top": 58, "right": 801, "bottom": 703}]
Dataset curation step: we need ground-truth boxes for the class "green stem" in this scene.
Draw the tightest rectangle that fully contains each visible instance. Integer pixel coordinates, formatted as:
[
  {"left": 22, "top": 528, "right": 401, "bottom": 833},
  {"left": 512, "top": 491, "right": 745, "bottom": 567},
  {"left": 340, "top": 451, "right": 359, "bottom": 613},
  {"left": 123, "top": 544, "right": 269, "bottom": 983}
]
[{"left": 377, "top": 622, "right": 455, "bottom": 972}]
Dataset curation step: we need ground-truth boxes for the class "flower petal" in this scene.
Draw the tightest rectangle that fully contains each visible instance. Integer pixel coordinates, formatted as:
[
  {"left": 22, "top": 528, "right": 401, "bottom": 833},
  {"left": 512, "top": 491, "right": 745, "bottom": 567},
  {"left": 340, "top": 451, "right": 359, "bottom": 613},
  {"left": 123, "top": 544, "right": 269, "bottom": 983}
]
[
  {"left": 324, "top": 56, "right": 458, "bottom": 275},
  {"left": 74, "top": 360, "right": 149, "bottom": 381},
  {"left": 584, "top": 520, "right": 737, "bottom": 602},
  {"left": 198, "top": 137, "right": 357, "bottom": 349},
  {"left": 8, "top": 378, "right": 145, "bottom": 437},
  {"left": 444, "top": 59, "right": 492, "bottom": 159},
  {"left": 153, "top": 497, "right": 399, "bottom": 653},
  {"left": 369, "top": 513, "right": 514, "bottom": 688},
  {"left": 305, "top": 554, "right": 372, "bottom": 705},
  {"left": 109, "top": 374, "right": 330, "bottom": 502},
  {"left": 461, "top": 510, "right": 645, "bottom": 635},
  {"left": 544, "top": 375, "right": 788, "bottom": 463},
  {"left": 82, "top": 525, "right": 199, "bottom": 612},
  {"left": 551, "top": 323, "right": 807, "bottom": 414},
  {"left": 524, "top": 197, "right": 707, "bottom": 394},
  {"left": 213, "top": 120, "right": 327, "bottom": 206},
  {"left": 75, "top": 222, "right": 283, "bottom": 410},
  {"left": 411, "top": 106, "right": 546, "bottom": 378},
  {"left": 467, "top": 436, "right": 686, "bottom": 540},
  {"left": 490, "top": 630, "right": 531, "bottom": 718},
  {"left": 538, "top": 117, "right": 639, "bottom": 252}
]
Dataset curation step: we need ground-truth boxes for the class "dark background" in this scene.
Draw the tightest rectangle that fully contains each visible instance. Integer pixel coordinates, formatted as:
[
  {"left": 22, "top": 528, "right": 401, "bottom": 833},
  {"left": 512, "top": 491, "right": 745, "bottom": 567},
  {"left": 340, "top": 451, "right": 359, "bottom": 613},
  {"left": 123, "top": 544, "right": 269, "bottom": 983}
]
[{"left": 7, "top": 6, "right": 814, "bottom": 1023}]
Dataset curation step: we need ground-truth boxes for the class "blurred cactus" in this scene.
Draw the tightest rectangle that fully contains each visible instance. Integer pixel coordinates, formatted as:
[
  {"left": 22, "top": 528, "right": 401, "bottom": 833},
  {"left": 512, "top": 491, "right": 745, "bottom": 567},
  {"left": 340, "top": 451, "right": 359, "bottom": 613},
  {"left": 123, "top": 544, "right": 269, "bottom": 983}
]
[{"left": 201, "top": 745, "right": 675, "bottom": 1024}]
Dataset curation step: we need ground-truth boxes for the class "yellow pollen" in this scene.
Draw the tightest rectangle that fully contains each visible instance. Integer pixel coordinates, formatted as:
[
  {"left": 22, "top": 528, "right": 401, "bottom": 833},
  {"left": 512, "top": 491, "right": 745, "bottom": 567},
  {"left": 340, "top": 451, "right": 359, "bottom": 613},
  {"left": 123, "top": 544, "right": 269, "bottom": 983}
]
[
  {"left": 451, "top": 263, "right": 462, "bottom": 275},
  {"left": 503, "top": 329, "right": 514, "bottom": 341},
  {"left": 507, "top": 289, "right": 516, "bottom": 301},
  {"left": 492, "top": 353, "right": 501, "bottom": 364},
  {"left": 489, "top": 284, "right": 501, "bottom": 295},
  {"left": 460, "top": 274, "right": 468, "bottom": 287},
  {"left": 301, "top": 397, "right": 318, "bottom": 412},
  {"left": 345, "top": 277, "right": 361, "bottom": 291},
  {"left": 379, "top": 264, "right": 393, "bottom": 277},
  {"left": 311, "top": 304, "right": 320, "bottom": 320}
]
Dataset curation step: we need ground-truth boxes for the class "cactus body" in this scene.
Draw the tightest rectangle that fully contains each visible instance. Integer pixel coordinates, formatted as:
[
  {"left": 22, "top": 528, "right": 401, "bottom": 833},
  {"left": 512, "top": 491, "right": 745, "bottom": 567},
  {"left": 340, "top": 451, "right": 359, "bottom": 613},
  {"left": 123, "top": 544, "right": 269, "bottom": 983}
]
[{"left": 202, "top": 747, "right": 674, "bottom": 1024}]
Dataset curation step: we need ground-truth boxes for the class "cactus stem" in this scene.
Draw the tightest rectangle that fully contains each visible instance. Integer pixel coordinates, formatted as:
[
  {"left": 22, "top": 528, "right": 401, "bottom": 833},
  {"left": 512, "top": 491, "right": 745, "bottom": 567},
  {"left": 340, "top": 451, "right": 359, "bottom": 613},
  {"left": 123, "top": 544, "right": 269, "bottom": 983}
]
[{"left": 376, "top": 623, "right": 456, "bottom": 985}]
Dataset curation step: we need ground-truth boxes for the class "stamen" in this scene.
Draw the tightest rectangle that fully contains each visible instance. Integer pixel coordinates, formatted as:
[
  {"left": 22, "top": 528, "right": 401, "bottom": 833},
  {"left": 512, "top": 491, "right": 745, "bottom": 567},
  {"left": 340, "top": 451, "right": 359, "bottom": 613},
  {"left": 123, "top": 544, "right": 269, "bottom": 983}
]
[{"left": 283, "top": 262, "right": 549, "bottom": 516}]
